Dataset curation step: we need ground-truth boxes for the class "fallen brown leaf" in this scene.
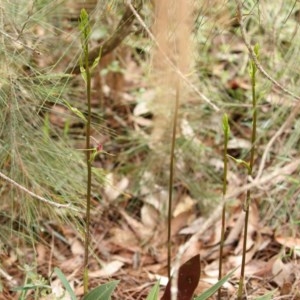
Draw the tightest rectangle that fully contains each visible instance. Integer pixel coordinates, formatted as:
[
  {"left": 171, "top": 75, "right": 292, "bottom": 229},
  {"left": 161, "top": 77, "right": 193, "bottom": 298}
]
[
  {"left": 161, "top": 254, "right": 201, "bottom": 300},
  {"left": 89, "top": 260, "right": 124, "bottom": 278}
]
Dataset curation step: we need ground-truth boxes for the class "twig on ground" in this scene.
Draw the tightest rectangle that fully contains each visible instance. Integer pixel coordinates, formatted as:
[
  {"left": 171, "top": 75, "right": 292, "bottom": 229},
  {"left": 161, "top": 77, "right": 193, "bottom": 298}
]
[
  {"left": 256, "top": 103, "right": 300, "bottom": 180},
  {"left": 0, "top": 171, "right": 79, "bottom": 211},
  {"left": 235, "top": 0, "right": 300, "bottom": 102}
]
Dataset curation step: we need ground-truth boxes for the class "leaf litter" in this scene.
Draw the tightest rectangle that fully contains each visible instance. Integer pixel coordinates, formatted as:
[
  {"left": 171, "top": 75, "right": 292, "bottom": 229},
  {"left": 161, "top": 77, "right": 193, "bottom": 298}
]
[{"left": 1, "top": 1, "right": 300, "bottom": 300}]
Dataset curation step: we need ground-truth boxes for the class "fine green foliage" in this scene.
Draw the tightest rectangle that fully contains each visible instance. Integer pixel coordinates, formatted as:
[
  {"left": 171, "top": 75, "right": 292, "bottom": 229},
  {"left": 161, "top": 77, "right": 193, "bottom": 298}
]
[
  {"left": 54, "top": 267, "right": 119, "bottom": 300},
  {"left": 195, "top": 268, "right": 236, "bottom": 300},
  {"left": 254, "top": 290, "right": 277, "bottom": 300},
  {"left": 0, "top": 0, "right": 87, "bottom": 253},
  {"left": 82, "top": 280, "right": 119, "bottom": 300},
  {"left": 12, "top": 264, "right": 51, "bottom": 300},
  {"left": 54, "top": 267, "right": 77, "bottom": 300},
  {"left": 146, "top": 281, "right": 160, "bottom": 300}
]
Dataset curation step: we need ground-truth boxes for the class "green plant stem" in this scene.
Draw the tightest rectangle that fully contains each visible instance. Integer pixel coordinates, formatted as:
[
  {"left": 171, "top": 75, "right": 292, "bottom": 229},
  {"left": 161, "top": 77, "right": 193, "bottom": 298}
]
[
  {"left": 167, "top": 82, "right": 180, "bottom": 280},
  {"left": 81, "top": 16, "right": 92, "bottom": 296},
  {"left": 218, "top": 114, "right": 229, "bottom": 300},
  {"left": 217, "top": 204, "right": 226, "bottom": 299},
  {"left": 237, "top": 55, "right": 258, "bottom": 299}
]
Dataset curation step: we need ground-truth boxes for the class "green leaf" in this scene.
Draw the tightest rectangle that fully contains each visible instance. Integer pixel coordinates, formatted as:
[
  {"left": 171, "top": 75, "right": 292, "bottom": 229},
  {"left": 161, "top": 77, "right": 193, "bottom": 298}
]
[
  {"left": 79, "top": 9, "right": 90, "bottom": 39},
  {"left": 42, "top": 112, "right": 50, "bottom": 141},
  {"left": 90, "top": 47, "right": 102, "bottom": 71},
  {"left": 80, "top": 65, "right": 87, "bottom": 83},
  {"left": 253, "top": 43, "right": 260, "bottom": 58},
  {"left": 227, "top": 155, "right": 250, "bottom": 171},
  {"left": 254, "top": 290, "right": 277, "bottom": 300},
  {"left": 12, "top": 283, "right": 50, "bottom": 291},
  {"left": 194, "top": 268, "right": 236, "bottom": 300},
  {"left": 146, "top": 281, "right": 160, "bottom": 300},
  {"left": 63, "top": 99, "right": 87, "bottom": 123},
  {"left": 54, "top": 267, "right": 77, "bottom": 300},
  {"left": 83, "top": 280, "right": 119, "bottom": 300},
  {"left": 222, "top": 113, "right": 230, "bottom": 138}
]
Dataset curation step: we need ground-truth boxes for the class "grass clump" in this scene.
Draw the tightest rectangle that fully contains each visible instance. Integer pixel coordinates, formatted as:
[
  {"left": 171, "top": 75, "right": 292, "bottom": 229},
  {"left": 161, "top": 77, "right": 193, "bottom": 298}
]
[{"left": 1, "top": 0, "right": 300, "bottom": 299}]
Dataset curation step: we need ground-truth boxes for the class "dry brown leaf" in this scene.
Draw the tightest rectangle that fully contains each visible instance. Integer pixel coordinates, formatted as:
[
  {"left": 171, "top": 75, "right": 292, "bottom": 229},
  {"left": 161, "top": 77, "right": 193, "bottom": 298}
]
[
  {"left": 133, "top": 90, "right": 155, "bottom": 116},
  {"left": 194, "top": 280, "right": 214, "bottom": 297},
  {"left": 141, "top": 204, "right": 160, "bottom": 229},
  {"left": 144, "top": 188, "right": 168, "bottom": 213},
  {"left": 46, "top": 278, "right": 73, "bottom": 300},
  {"left": 132, "top": 116, "right": 153, "bottom": 127},
  {"left": 104, "top": 173, "right": 129, "bottom": 201},
  {"left": 173, "top": 195, "right": 196, "bottom": 217},
  {"left": 147, "top": 273, "right": 169, "bottom": 287},
  {"left": 227, "top": 78, "right": 251, "bottom": 90},
  {"left": 120, "top": 209, "right": 153, "bottom": 241},
  {"left": 272, "top": 257, "right": 294, "bottom": 288},
  {"left": 60, "top": 256, "right": 83, "bottom": 272},
  {"left": 70, "top": 238, "right": 84, "bottom": 257},
  {"left": 180, "top": 239, "right": 201, "bottom": 265},
  {"left": 36, "top": 244, "right": 46, "bottom": 264},
  {"left": 4, "top": 250, "right": 17, "bottom": 266},
  {"left": 222, "top": 212, "right": 245, "bottom": 257},
  {"left": 270, "top": 159, "right": 300, "bottom": 185},
  {"left": 109, "top": 227, "right": 139, "bottom": 251},
  {"left": 228, "top": 137, "right": 251, "bottom": 149},
  {"left": 280, "top": 282, "right": 293, "bottom": 296},
  {"left": 204, "top": 260, "right": 220, "bottom": 278},
  {"left": 234, "top": 204, "right": 260, "bottom": 259},
  {"left": 89, "top": 260, "right": 124, "bottom": 278},
  {"left": 161, "top": 254, "right": 201, "bottom": 300},
  {"left": 179, "top": 217, "right": 206, "bottom": 235},
  {"left": 245, "top": 259, "right": 272, "bottom": 277},
  {"left": 275, "top": 236, "right": 300, "bottom": 257},
  {"left": 171, "top": 211, "right": 195, "bottom": 237}
]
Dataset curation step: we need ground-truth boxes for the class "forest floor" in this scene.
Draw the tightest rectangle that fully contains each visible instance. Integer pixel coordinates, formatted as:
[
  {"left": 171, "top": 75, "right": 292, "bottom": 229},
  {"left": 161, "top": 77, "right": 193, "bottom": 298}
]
[{"left": 1, "top": 1, "right": 300, "bottom": 299}]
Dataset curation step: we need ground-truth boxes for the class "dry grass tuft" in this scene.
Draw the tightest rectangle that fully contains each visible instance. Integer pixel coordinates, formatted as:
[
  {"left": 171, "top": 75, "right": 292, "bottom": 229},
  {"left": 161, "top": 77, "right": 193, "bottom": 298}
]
[{"left": 150, "top": 0, "right": 193, "bottom": 144}]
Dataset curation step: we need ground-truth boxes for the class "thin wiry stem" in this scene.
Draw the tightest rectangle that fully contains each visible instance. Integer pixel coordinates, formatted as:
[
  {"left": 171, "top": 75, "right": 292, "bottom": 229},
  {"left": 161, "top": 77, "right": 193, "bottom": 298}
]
[
  {"left": 235, "top": 0, "right": 300, "bottom": 102},
  {"left": 0, "top": 171, "right": 79, "bottom": 211},
  {"left": 168, "top": 82, "right": 180, "bottom": 300},
  {"left": 218, "top": 114, "right": 229, "bottom": 300},
  {"left": 79, "top": 10, "right": 93, "bottom": 295},
  {"left": 255, "top": 104, "right": 300, "bottom": 180}
]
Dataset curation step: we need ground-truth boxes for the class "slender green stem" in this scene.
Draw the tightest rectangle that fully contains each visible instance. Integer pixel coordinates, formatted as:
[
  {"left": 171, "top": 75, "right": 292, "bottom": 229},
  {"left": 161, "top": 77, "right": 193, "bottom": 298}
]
[
  {"left": 79, "top": 9, "right": 92, "bottom": 295},
  {"left": 218, "top": 114, "right": 230, "bottom": 300},
  {"left": 167, "top": 82, "right": 180, "bottom": 279},
  {"left": 237, "top": 47, "right": 258, "bottom": 299},
  {"left": 83, "top": 57, "right": 92, "bottom": 294}
]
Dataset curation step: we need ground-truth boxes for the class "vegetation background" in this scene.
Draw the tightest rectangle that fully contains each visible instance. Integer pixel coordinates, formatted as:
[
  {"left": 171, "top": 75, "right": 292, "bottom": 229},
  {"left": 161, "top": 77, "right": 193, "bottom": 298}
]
[{"left": 0, "top": 0, "right": 300, "bottom": 299}]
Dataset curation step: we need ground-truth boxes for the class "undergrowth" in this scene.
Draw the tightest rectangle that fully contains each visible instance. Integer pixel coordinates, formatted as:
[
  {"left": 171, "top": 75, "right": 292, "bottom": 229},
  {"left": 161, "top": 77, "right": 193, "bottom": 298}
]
[{"left": 1, "top": 0, "right": 300, "bottom": 299}]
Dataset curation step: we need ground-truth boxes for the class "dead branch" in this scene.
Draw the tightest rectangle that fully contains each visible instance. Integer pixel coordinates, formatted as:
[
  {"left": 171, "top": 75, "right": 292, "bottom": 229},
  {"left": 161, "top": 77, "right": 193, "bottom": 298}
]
[{"left": 66, "top": 0, "right": 143, "bottom": 74}]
